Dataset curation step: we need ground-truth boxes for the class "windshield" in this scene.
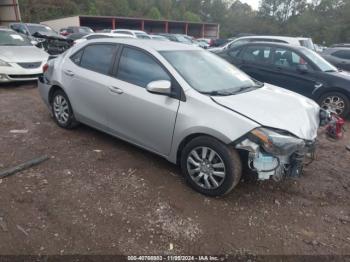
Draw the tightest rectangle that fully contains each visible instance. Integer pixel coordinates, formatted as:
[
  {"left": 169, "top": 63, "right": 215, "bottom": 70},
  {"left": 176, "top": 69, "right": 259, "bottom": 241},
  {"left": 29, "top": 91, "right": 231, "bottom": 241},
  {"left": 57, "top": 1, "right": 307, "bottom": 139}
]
[
  {"left": 27, "top": 24, "right": 56, "bottom": 35},
  {"left": 0, "top": 31, "right": 31, "bottom": 46},
  {"left": 175, "top": 35, "right": 193, "bottom": 44},
  {"left": 301, "top": 48, "right": 338, "bottom": 72},
  {"left": 79, "top": 27, "right": 93, "bottom": 33},
  {"left": 161, "top": 50, "right": 256, "bottom": 94}
]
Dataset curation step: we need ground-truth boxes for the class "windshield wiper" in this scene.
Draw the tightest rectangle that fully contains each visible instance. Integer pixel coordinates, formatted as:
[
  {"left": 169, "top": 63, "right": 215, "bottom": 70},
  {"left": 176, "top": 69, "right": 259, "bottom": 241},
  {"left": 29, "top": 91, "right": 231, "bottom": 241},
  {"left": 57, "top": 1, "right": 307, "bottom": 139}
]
[
  {"left": 324, "top": 69, "right": 337, "bottom": 73},
  {"left": 201, "top": 90, "right": 234, "bottom": 96},
  {"left": 202, "top": 84, "right": 263, "bottom": 96}
]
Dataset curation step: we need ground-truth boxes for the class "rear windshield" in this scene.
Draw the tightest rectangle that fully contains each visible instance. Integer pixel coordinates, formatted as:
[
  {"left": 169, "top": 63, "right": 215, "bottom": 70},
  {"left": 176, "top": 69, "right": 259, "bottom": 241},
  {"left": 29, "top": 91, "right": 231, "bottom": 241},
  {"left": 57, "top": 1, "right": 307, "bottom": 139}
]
[
  {"left": 27, "top": 24, "right": 56, "bottom": 35},
  {"left": 78, "top": 27, "right": 94, "bottom": 33},
  {"left": 0, "top": 30, "right": 31, "bottom": 46}
]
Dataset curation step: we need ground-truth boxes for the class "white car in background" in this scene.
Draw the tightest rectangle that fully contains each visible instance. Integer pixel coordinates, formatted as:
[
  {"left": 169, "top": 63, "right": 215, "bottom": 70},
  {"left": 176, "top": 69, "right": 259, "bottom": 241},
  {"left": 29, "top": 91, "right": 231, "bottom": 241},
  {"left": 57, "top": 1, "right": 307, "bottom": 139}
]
[
  {"left": 149, "top": 35, "right": 170, "bottom": 41},
  {"left": 74, "top": 33, "right": 135, "bottom": 45},
  {"left": 210, "top": 35, "right": 315, "bottom": 53},
  {"left": 111, "top": 29, "right": 151, "bottom": 39},
  {"left": 0, "top": 28, "right": 48, "bottom": 82}
]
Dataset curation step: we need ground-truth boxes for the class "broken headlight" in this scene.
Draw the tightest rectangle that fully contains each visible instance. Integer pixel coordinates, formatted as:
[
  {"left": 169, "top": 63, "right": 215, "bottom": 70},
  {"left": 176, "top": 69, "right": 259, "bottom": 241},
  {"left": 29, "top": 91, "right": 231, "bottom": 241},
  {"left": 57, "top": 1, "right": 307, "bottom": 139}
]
[{"left": 249, "top": 127, "right": 305, "bottom": 156}]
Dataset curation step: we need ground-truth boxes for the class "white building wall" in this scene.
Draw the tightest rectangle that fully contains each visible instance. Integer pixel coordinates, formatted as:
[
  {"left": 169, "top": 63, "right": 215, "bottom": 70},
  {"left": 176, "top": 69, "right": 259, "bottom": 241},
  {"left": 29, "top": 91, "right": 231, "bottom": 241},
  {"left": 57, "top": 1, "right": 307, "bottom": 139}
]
[
  {"left": 40, "top": 16, "right": 80, "bottom": 31},
  {"left": 0, "top": 0, "right": 21, "bottom": 26}
]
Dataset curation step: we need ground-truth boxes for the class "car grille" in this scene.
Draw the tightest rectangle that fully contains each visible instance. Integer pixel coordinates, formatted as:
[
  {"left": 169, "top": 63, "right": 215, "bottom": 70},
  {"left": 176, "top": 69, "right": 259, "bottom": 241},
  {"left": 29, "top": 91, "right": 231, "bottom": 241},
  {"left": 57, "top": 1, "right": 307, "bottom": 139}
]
[
  {"left": 17, "top": 62, "right": 42, "bottom": 69},
  {"left": 8, "top": 74, "right": 42, "bottom": 79}
]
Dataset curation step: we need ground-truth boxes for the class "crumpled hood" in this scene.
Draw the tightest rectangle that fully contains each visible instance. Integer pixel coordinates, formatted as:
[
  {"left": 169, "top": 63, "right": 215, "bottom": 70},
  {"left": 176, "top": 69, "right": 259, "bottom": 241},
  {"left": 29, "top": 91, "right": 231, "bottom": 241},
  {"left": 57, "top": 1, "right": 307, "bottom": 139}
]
[
  {"left": 0, "top": 46, "right": 48, "bottom": 63},
  {"left": 212, "top": 84, "right": 320, "bottom": 140}
]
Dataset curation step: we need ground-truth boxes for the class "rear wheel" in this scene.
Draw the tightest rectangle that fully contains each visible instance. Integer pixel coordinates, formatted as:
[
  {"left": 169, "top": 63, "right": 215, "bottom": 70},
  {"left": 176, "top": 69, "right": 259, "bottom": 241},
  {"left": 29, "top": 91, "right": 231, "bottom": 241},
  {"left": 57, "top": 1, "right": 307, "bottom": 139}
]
[
  {"left": 318, "top": 92, "right": 350, "bottom": 117},
  {"left": 180, "top": 136, "right": 242, "bottom": 196},
  {"left": 51, "top": 90, "right": 78, "bottom": 129}
]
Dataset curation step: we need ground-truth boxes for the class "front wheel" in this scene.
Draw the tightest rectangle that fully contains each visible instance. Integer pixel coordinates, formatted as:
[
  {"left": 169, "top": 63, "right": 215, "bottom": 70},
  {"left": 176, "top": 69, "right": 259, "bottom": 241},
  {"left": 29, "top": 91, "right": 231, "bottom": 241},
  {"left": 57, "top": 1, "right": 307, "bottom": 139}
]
[
  {"left": 180, "top": 136, "right": 242, "bottom": 196},
  {"left": 318, "top": 92, "right": 350, "bottom": 118}
]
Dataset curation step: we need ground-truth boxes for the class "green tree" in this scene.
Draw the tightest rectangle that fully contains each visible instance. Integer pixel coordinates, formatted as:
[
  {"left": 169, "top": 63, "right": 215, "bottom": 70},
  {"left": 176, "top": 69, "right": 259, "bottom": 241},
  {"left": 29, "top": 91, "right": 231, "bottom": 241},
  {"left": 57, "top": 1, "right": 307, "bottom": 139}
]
[
  {"left": 183, "top": 11, "right": 201, "bottom": 22},
  {"left": 147, "top": 7, "right": 162, "bottom": 19}
]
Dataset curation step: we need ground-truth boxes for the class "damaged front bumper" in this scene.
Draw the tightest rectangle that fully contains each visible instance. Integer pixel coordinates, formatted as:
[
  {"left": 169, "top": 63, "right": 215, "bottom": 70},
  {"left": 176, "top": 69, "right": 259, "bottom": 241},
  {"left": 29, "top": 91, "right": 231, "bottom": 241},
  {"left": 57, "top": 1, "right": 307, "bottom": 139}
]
[{"left": 236, "top": 127, "right": 316, "bottom": 181}]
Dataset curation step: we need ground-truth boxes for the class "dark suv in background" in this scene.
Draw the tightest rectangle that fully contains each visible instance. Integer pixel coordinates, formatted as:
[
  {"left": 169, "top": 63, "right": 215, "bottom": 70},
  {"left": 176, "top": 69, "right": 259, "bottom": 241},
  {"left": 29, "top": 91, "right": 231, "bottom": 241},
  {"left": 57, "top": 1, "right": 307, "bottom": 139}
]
[
  {"left": 217, "top": 42, "right": 350, "bottom": 117},
  {"left": 321, "top": 47, "right": 350, "bottom": 72}
]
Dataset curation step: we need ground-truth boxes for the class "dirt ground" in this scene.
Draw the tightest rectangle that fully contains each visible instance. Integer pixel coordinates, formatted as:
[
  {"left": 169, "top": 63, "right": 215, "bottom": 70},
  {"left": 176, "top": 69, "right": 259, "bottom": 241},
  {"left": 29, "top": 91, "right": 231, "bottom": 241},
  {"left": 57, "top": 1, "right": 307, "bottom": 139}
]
[{"left": 0, "top": 82, "right": 350, "bottom": 256}]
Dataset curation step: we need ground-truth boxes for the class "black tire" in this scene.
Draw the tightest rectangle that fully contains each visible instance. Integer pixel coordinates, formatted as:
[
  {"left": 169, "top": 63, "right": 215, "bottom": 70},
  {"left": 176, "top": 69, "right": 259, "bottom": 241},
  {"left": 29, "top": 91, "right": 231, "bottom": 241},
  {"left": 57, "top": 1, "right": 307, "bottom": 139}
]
[
  {"left": 180, "top": 136, "right": 242, "bottom": 197},
  {"left": 51, "top": 90, "right": 79, "bottom": 129},
  {"left": 318, "top": 92, "right": 350, "bottom": 118}
]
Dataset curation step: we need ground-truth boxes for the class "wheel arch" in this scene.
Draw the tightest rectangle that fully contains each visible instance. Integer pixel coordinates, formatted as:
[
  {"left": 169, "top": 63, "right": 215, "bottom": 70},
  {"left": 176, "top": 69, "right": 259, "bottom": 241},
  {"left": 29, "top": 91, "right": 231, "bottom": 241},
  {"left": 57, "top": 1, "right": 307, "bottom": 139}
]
[
  {"left": 48, "top": 84, "right": 66, "bottom": 105},
  {"left": 315, "top": 86, "right": 350, "bottom": 101},
  {"left": 174, "top": 132, "right": 233, "bottom": 165}
]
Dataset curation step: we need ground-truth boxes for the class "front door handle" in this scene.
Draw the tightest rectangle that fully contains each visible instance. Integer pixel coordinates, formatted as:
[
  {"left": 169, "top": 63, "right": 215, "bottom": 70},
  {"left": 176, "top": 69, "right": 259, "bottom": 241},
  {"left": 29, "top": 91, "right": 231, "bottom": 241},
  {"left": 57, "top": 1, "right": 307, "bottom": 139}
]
[
  {"left": 109, "top": 86, "right": 123, "bottom": 94},
  {"left": 64, "top": 70, "right": 74, "bottom": 77}
]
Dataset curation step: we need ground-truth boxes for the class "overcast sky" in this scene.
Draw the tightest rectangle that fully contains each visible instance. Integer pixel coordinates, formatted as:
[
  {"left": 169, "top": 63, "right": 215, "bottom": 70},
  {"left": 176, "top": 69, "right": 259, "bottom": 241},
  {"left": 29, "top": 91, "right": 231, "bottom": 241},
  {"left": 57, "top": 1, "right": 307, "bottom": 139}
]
[{"left": 240, "top": 0, "right": 260, "bottom": 10}]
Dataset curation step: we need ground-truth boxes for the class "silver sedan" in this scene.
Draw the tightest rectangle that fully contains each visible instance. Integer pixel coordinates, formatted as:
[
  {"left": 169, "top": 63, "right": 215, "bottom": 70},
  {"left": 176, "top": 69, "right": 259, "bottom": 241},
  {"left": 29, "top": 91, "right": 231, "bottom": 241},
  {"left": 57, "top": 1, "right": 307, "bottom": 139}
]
[{"left": 38, "top": 39, "right": 320, "bottom": 196}]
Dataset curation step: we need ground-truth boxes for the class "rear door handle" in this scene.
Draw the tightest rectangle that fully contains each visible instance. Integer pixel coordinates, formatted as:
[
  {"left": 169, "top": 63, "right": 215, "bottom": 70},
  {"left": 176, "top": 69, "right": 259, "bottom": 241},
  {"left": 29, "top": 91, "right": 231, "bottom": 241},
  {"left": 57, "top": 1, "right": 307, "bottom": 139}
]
[
  {"left": 109, "top": 86, "right": 123, "bottom": 94},
  {"left": 64, "top": 70, "right": 74, "bottom": 77}
]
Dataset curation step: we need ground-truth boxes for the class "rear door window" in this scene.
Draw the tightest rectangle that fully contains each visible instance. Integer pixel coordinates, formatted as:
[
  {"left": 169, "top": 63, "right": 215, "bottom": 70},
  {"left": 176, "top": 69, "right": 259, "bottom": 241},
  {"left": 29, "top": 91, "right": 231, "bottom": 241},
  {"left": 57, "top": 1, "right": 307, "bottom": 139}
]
[
  {"left": 116, "top": 47, "right": 170, "bottom": 87},
  {"left": 80, "top": 44, "right": 115, "bottom": 75}
]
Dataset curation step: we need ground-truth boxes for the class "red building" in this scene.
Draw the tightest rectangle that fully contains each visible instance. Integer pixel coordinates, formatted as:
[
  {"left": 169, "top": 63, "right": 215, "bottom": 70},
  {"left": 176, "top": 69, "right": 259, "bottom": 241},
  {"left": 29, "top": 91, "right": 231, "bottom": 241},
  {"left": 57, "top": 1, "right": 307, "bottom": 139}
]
[{"left": 41, "top": 15, "right": 220, "bottom": 39}]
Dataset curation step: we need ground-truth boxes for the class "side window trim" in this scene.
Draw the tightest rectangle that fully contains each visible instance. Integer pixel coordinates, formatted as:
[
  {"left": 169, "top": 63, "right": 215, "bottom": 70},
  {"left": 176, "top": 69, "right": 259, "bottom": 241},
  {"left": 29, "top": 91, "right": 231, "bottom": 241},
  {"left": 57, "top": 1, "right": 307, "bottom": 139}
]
[{"left": 113, "top": 44, "right": 185, "bottom": 101}]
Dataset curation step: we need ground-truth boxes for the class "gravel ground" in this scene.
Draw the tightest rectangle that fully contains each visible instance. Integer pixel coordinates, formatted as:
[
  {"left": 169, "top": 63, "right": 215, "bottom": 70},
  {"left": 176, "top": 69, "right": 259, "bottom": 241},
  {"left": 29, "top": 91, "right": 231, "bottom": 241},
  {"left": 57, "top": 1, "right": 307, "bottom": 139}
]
[{"left": 0, "top": 83, "right": 350, "bottom": 256}]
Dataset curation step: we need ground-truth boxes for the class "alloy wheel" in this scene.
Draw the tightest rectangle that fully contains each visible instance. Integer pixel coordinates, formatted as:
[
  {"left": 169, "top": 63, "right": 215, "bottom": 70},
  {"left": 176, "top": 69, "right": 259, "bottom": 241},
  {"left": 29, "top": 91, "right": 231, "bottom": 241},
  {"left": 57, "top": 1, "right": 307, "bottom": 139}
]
[
  {"left": 186, "top": 146, "right": 226, "bottom": 190},
  {"left": 53, "top": 95, "right": 69, "bottom": 125},
  {"left": 321, "top": 95, "right": 345, "bottom": 115}
]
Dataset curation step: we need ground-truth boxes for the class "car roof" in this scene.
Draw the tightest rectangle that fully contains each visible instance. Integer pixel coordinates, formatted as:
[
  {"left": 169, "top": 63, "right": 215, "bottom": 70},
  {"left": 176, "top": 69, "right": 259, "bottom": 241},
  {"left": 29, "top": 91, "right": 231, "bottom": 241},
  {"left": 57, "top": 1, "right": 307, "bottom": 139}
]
[
  {"left": 239, "top": 35, "right": 298, "bottom": 40},
  {"left": 24, "top": 23, "right": 46, "bottom": 26},
  {"left": 84, "top": 33, "right": 134, "bottom": 38},
  {"left": 0, "top": 28, "right": 14, "bottom": 32},
  {"left": 232, "top": 41, "right": 307, "bottom": 51},
  {"left": 114, "top": 29, "right": 147, "bottom": 34},
  {"left": 85, "top": 38, "right": 201, "bottom": 51},
  {"left": 233, "top": 35, "right": 301, "bottom": 45}
]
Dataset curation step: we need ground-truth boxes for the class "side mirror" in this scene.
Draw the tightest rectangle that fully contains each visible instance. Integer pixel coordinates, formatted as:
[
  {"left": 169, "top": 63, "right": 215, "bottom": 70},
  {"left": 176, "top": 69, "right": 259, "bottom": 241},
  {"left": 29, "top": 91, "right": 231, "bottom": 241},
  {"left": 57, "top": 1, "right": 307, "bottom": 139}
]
[
  {"left": 297, "top": 64, "right": 308, "bottom": 74},
  {"left": 146, "top": 80, "right": 171, "bottom": 95}
]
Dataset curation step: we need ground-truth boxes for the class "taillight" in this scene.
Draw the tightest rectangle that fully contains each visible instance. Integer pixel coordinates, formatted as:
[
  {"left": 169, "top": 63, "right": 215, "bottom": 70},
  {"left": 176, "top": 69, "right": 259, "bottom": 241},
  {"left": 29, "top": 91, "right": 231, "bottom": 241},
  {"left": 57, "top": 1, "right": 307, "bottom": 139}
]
[{"left": 43, "top": 63, "right": 49, "bottom": 73}]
